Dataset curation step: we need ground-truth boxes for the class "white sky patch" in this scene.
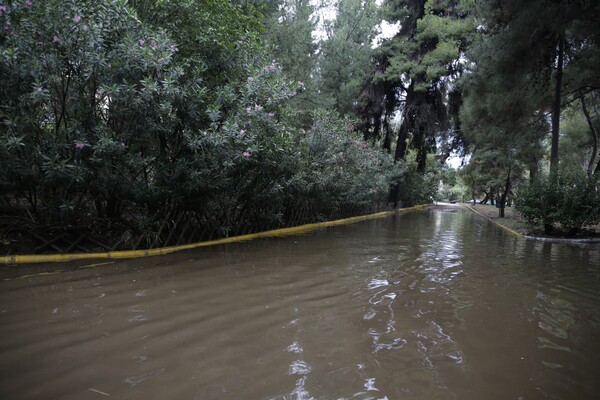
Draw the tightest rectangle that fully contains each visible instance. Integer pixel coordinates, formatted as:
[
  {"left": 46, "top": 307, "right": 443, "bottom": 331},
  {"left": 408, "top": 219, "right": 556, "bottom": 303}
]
[
  {"left": 447, "top": 153, "right": 470, "bottom": 169},
  {"left": 373, "top": 19, "right": 400, "bottom": 47},
  {"left": 311, "top": 0, "right": 336, "bottom": 42},
  {"left": 311, "top": 0, "right": 400, "bottom": 45},
  {"left": 373, "top": 0, "right": 400, "bottom": 46}
]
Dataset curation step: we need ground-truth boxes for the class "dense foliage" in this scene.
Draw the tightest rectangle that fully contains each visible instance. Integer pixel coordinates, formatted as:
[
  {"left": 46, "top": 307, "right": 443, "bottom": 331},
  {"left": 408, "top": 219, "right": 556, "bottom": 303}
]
[
  {"left": 456, "top": 0, "right": 600, "bottom": 226},
  {"left": 1, "top": 0, "right": 599, "bottom": 249},
  {"left": 0, "top": 0, "right": 394, "bottom": 249},
  {"left": 516, "top": 169, "right": 600, "bottom": 234}
]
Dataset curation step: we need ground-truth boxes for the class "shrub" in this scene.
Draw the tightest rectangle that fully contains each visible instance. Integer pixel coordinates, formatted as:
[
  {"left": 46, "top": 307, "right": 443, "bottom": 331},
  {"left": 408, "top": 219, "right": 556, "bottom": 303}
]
[
  {"left": 0, "top": 0, "right": 396, "bottom": 247},
  {"left": 0, "top": 0, "right": 183, "bottom": 221},
  {"left": 293, "top": 109, "right": 393, "bottom": 214},
  {"left": 389, "top": 158, "right": 438, "bottom": 207},
  {"left": 515, "top": 169, "right": 600, "bottom": 234}
]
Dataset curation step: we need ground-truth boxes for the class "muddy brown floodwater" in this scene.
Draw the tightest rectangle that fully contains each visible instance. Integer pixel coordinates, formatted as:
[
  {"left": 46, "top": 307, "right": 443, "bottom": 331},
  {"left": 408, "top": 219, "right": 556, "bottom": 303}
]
[{"left": 1, "top": 207, "right": 600, "bottom": 399}]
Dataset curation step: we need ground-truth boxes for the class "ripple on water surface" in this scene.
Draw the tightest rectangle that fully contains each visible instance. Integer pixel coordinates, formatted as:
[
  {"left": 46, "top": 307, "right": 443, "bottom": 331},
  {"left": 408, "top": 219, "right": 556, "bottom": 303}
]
[{"left": 1, "top": 208, "right": 600, "bottom": 399}]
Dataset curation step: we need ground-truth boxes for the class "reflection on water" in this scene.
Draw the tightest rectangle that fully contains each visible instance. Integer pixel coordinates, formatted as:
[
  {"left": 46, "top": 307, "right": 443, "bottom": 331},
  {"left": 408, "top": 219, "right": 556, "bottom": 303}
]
[{"left": 1, "top": 207, "right": 600, "bottom": 399}]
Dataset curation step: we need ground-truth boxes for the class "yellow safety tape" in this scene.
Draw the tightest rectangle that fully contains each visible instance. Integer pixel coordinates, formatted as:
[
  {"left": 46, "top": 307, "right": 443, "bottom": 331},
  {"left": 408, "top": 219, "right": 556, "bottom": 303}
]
[
  {"left": 1, "top": 204, "right": 429, "bottom": 265},
  {"left": 465, "top": 204, "right": 524, "bottom": 238}
]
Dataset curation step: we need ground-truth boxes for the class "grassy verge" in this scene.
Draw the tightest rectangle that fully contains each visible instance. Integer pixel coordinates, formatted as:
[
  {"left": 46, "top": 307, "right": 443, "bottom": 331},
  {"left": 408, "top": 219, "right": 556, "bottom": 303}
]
[
  {"left": 466, "top": 203, "right": 600, "bottom": 239},
  {"left": 467, "top": 204, "right": 530, "bottom": 236}
]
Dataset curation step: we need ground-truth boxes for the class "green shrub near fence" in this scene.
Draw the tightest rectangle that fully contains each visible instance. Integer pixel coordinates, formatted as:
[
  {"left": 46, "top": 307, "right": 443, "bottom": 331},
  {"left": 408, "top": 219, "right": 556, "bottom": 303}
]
[
  {"left": 0, "top": 0, "right": 405, "bottom": 251},
  {"left": 515, "top": 168, "right": 600, "bottom": 235}
]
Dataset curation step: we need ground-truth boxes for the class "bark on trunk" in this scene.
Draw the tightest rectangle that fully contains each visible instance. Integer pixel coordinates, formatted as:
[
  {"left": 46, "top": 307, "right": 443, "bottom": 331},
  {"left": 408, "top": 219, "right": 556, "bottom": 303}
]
[
  {"left": 581, "top": 94, "right": 598, "bottom": 178},
  {"left": 580, "top": 94, "right": 598, "bottom": 178},
  {"left": 529, "top": 161, "right": 539, "bottom": 180},
  {"left": 389, "top": 84, "right": 415, "bottom": 207},
  {"left": 592, "top": 91, "right": 600, "bottom": 175},
  {"left": 480, "top": 191, "right": 490, "bottom": 205},
  {"left": 550, "top": 32, "right": 565, "bottom": 171},
  {"left": 416, "top": 125, "right": 427, "bottom": 173},
  {"left": 499, "top": 167, "right": 511, "bottom": 218},
  {"left": 394, "top": 84, "right": 414, "bottom": 162}
]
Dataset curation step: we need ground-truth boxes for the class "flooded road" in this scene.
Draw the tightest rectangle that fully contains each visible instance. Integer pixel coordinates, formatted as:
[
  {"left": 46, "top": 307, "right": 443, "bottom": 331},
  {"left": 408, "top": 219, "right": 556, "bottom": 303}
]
[{"left": 1, "top": 207, "right": 600, "bottom": 399}]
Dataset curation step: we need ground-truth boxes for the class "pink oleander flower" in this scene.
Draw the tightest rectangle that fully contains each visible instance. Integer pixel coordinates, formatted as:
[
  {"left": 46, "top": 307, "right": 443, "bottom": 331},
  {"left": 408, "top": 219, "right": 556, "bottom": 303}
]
[
  {"left": 139, "top": 38, "right": 145, "bottom": 46},
  {"left": 0, "top": 5, "right": 6, "bottom": 15},
  {"left": 246, "top": 107, "right": 252, "bottom": 114},
  {"left": 265, "top": 60, "right": 278, "bottom": 72},
  {"left": 239, "top": 129, "right": 245, "bottom": 135},
  {"left": 254, "top": 104, "right": 262, "bottom": 111},
  {"left": 268, "top": 112, "right": 274, "bottom": 118},
  {"left": 72, "top": 15, "right": 81, "bottom": 23},
  {"left": 75, "top": 142, "right": 84, "bottom": 150},
  {"left": 243, "top": 151, "right": 251, "bottom": 158},
  {"left": 53, "top": 34, "right": 59, "bottom": 43}
]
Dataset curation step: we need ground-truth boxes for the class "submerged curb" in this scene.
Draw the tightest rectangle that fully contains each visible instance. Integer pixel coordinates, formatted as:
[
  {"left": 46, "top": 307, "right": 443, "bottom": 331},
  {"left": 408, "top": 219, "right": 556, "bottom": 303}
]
[{"left": 1, "top": 204, "right": 430, "bottom": 265}]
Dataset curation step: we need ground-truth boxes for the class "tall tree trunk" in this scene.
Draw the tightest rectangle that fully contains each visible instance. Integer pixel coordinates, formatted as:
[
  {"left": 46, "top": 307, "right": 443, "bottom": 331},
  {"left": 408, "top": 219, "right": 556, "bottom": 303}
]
[
  {"left": 480, "top": 191, "right": 490, "bottom": 205},
  {"left": 416, "top": 125, "right": 427, "bottom": 172},
  {"left": 379, "top": 117, "right": 390, "bottom": 152},
  {"left": 529, "top": 162, "right": 539, "bottom": 180},
  {"left": 394, "top": 83, "right": 414, "bottom": 162},
  {"left": 383, "top": 84, "right": 396, "bottom": 151},
  {"left": 388, "top": 84, "right": 414, "bottom": 207},
  {"left": 593, "top": 92, "right": 600, "bottom": 175},
  {"left": 499, "top": 166, "right": 511, "bottom": 218},
  {"left": 550, "top": 32, "right": 565, "bottom": 171},
  {"left": 580, "top": 94, "right": 598, "bottom": 178}
]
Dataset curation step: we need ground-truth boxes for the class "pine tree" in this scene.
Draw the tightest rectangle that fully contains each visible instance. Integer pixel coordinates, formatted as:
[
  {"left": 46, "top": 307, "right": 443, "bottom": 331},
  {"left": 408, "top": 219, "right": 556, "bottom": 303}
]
[
  {"left": 318, "top": 0, "right": 380, "bottom": 116},
  {"left": 461, "top": 0, "right": 600, "bottom": 173},
  {"left": 367, "top": 0, "right": 473, "bottom": 168}
]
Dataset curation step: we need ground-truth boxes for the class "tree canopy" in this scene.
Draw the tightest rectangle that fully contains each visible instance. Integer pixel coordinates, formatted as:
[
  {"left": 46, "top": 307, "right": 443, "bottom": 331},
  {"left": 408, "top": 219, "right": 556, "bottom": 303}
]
[{"left": 1, "top": 0, "right": 599, "bottom": 247}]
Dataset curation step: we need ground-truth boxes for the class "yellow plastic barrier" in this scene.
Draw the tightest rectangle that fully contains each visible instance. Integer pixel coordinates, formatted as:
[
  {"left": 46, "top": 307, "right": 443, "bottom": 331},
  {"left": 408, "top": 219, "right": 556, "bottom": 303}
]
[{"left": 1, "top": 204, "right": 430, "bottom": 265}]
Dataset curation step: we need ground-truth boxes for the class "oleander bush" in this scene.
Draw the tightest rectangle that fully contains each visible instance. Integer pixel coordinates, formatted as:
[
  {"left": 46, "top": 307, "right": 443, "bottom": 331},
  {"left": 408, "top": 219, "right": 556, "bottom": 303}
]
[{"left": 0, "top": 0, "right": 397, "bottom": 243}]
